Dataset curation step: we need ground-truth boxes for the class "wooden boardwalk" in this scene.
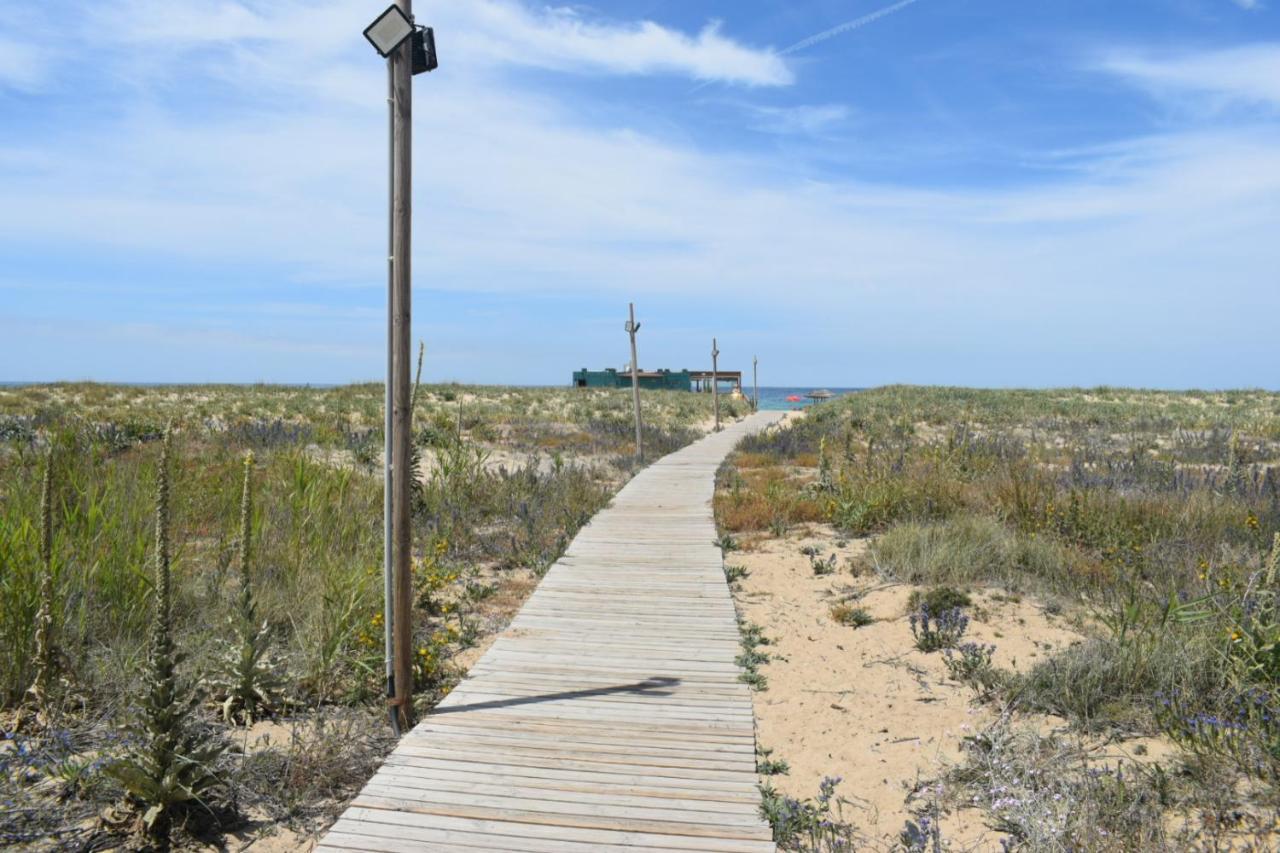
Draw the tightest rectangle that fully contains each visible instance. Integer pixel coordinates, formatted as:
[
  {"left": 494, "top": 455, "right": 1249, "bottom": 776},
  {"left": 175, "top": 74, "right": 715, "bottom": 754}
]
[{"left": 319, "top": 411, "right": 783, "bottom": 852}]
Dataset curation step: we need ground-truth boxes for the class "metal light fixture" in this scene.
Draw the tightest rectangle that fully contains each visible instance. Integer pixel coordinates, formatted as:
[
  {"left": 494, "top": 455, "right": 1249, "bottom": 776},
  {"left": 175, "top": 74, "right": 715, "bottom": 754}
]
[
  {"left": 411, "top": 27, "right": 438, "bottom": 75},
  {"left": 363, "top": 4, "right": 414, "bottom": 57}
]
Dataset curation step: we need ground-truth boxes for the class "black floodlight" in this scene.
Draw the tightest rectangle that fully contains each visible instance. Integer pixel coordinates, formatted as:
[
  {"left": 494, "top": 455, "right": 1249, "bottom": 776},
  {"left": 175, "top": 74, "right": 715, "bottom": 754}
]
[
  {"left": 364, "top": 4, "right": 414, "bottom": 57},
  {"left": 411, "top": 27, "right": 438, "bottom": 74}
]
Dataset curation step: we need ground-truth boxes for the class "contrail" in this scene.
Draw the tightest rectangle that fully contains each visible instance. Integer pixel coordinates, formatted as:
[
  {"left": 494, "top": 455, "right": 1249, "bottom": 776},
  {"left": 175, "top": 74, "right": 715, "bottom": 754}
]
[
  {"left": 687, "top": 0, "right": 924, "bottom": 93},
  {"left": 780, "top": 0, "right": 924, "bottom": 55}
]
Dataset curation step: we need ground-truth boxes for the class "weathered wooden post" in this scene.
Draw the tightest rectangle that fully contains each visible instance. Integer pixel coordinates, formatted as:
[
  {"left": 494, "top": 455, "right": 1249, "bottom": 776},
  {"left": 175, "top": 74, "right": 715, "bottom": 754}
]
[
  {"left": 711, "top": 338, "right": 721, "bottom": 432},
  {"left": 626, "top": 303, "right": 643, "bottom": 463},
  {"left": 389, "top": 0, "right": 415, "bottom": 732},
  {"left": 365, "top": 0, "right": 435, "bottom": 733},
  {"left": 753, "top": 355, "right": 759, "bottom": 412}
]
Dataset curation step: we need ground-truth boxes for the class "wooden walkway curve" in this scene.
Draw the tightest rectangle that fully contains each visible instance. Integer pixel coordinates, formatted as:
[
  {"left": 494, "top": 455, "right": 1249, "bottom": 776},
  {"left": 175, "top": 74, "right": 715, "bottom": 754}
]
[{"left": 319, "top": 411, "right": 784, "bottom": 852}]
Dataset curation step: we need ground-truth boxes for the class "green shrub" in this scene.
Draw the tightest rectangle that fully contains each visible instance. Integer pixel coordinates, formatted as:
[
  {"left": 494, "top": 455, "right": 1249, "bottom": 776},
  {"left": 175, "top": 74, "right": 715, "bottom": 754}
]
[
  {"left": 907, "top": 585, "right": 972, "bottom": 614},
  {"left": 943, "top": 643, "right": 1001, "bottom": 696},
  {"left": 830, "top": 603, "right": 874, "bottom": 628},
  {"left": 870, "top": 515, "right": 1077, "bottom": 594},
  {"left": 760, "top": 777, "right": 862, "bottom": 850},
  {"left": 951, "top": 720, "right": 1173, "bottom": 850},
  {"left": 1016, "top": 633, "right": 1220, "bottom": 730}
]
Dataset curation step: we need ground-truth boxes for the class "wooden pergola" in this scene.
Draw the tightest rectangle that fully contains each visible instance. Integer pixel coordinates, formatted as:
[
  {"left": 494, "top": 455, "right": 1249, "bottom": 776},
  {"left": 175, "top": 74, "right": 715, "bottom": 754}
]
[{"left": 689, "top": 370, "right": 743, "bottom": 393}]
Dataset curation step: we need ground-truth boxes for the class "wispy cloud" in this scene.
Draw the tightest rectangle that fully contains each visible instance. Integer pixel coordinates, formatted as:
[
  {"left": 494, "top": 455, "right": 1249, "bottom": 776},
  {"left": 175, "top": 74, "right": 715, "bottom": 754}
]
[
  {"left": 454, "top": 2, "right": 792, "bottom": 86},
  {"left": 1097, "top": 43, "right": 1280, "bottom": 110},
  {"left": 743, "top": 103, "right": 851, "bottom": 135},
  {"left": 0, "top": 34, "right": 49, "bottom": 91}
]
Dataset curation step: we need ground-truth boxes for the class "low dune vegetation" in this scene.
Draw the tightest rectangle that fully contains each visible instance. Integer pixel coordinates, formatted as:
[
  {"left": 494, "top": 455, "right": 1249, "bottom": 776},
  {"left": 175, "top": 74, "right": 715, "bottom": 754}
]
[
  {"left": 0, "top": 380, "right": 744, "bottom": 849},
  {"left": 716, "top": 386, "right": 1280, "bottom": 850}
]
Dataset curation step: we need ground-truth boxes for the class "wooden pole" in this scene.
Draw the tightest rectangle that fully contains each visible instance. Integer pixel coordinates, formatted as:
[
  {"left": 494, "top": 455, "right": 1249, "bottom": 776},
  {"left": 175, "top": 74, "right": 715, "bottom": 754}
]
[
  {"left": 627, "top": 303, "right": 643, "bottom": 464},
  {"left": 750, "top": 356, "right": 756, "bottom": 410},
  {"left": 390, "top": 0, "right": 414, "bottom": 732},
  {"left": 382, "top": 57, "right": 396, "bottom": 734},
  {"left": 711, "top": 338, "right": 720, "bottom": 432}
]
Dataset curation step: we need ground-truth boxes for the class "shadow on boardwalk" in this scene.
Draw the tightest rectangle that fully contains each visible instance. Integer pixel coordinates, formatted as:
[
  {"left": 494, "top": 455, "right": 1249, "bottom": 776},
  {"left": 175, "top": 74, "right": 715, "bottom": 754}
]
[{"left": 432, "top": 676, "right": 680, "bottom": 714}]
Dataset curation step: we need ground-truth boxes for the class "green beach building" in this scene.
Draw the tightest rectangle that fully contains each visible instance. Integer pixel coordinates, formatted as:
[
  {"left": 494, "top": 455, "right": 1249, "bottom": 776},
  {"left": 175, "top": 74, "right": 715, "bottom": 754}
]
[{"left": 572, "top": 368, "right": 693, "bottom": 391}]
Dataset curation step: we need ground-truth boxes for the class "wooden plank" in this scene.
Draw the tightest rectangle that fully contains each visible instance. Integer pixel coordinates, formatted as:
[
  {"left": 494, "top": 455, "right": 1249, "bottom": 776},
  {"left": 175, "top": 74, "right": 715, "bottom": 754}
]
[
  {"left": 381, "top": 755, "right": 761, "bottom": 794},
  {"left": 406, "top": 725, "right": 757, "bottom": 757},
  {"left": 351, "top": 793, "right": 770, "bottom": 841},
  {"left": 408, "top": 712, "right": 758, "bottom": 745},
  {"left": 394, "top": 735, "right": 757, "bottom": 771},
  {"left": 372, "top": 762, "right": 761, "bottom": 802},
  {"left": 320, "top": 412, "right": 784, "bottom": 850},
  {"left": 335, "top": 807, "right": 776, "bottom": 851},
  {"left": 390, "top": 746, "right": 755, "bottom": 781},
  {"left": 357, "top": 782, "right": 762, "bottom": 827}
]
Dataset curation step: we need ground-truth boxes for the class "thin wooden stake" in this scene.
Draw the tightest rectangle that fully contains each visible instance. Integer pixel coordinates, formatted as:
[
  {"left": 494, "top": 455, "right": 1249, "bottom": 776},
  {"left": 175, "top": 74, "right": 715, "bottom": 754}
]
[
  {"left": 626, "top": 303, "right": 643, "bottom": 463},
  {"left": 753, "top": 355, "right": 759, "bottom": 412},
  {"left": 711, "top": 337, "right": 720, "bottom": 432}
]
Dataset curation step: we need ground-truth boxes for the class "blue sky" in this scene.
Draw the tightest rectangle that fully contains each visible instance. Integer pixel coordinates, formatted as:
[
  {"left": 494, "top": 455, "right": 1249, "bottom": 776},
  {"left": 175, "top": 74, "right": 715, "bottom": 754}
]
[{"left": 1, "top": 0, "right": 1278, "bottom": 387}]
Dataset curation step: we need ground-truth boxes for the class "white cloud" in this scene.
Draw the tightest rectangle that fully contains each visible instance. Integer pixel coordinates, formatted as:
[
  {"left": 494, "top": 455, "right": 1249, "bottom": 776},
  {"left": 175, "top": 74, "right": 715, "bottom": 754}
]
[
  {"left": 452, "top": 2, "right": 792, "bottom": 86},
  {"left": 83, "top": 0, "right": 791, "bottom": 87},
  {"left": 1098, "top": 43, "right": 1280, "bottom": 109},
  {"left": 1232, "top": 0, "right": 1263, "bottom": 11}
]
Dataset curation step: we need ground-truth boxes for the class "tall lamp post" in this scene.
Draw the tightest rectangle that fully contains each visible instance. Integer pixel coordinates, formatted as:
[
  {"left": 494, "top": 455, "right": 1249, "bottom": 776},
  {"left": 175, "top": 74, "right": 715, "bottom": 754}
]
[
  {"left": 363, "top": 1, "right": 437, "bottom": 735},
  {"left": 625, "top": 304, "right": 643, "bottom": 463}
]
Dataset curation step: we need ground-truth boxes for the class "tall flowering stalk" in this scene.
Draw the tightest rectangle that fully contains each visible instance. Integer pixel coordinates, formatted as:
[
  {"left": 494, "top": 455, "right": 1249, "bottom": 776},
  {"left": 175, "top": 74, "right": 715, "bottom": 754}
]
[
  {"left": 105, "top": 426, "right": 226, "bottom": 842},
  {"left": 25, "top": 449, "right": 61, "bottom": 725},
  {"left": 210, "top": 451, "right": 281, "bottom": 724},
  {"left": 910, "top": 604, "right": 969, "bottom": 652}
]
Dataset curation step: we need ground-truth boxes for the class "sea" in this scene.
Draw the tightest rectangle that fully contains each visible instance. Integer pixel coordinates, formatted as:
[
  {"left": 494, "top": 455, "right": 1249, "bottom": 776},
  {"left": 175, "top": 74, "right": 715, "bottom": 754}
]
[{"left": 754, "top": 387, "right": 863, "bottom": 412}]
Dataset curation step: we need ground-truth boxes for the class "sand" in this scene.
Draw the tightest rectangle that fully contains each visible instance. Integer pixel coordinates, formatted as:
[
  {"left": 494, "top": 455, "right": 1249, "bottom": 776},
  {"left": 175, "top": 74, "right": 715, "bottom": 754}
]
[{"left": 730, "top": 526, "right": 1085, "bottom": 847}]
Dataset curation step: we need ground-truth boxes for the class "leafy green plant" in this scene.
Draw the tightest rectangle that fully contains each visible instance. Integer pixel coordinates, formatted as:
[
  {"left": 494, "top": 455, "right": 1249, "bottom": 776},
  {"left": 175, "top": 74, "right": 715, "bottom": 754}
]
[
  {"left": 1155, "top": 534, "right": 1280, "bottom": 779},
  {"left": 943, "top": 642, "right": 1000, "bottom": 696},
  {"left": 736, "top": 619, "right": 771, "bottom": 691},
  {"left": 800, "top": 545, "right": 838, "bottom": 576},
  {"left": 755, "top": 745, "right": 790, "bottom": 776},
  {"left": 715, "top": 533, "right": 740, "bottom": 554},
  {"left": 830, "top": 603, "right": 874, "bottom": 628},
  {"left": 760, "top": 776, "right": 860, "bottom": 850}
]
